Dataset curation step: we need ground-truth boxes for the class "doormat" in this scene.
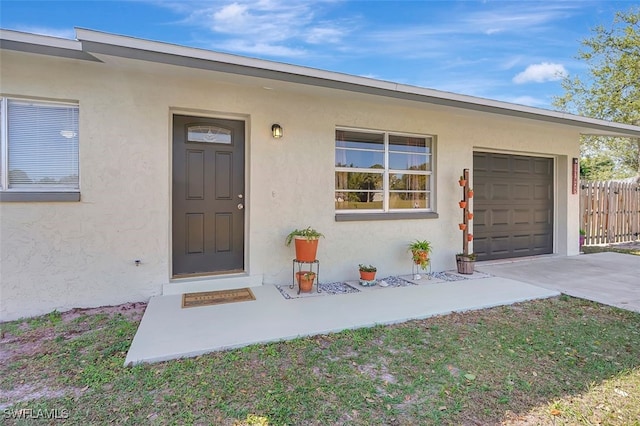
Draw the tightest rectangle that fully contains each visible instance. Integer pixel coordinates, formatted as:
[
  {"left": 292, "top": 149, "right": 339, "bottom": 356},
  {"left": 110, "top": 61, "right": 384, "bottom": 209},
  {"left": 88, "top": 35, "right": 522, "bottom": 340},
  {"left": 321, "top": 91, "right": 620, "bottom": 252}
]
[{"left": 181, "top": 288, "right": 255, "bottom": 308}]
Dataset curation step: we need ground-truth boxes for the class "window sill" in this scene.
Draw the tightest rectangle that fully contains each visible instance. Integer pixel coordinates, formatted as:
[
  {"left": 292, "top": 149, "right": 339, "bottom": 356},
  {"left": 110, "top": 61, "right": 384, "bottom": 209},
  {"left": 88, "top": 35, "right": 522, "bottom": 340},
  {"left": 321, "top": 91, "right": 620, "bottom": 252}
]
[
  {"left": 0, "top": 192, "right": 81, "bottom": 202},
  {"left": 335, "top": 211, "right": 439, "bottom": 222}
]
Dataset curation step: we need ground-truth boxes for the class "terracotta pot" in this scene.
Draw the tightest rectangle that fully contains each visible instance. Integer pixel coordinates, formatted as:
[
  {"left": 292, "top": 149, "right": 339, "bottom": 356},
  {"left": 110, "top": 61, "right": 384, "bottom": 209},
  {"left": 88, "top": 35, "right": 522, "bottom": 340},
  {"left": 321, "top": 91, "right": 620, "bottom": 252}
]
[
  {"left": 296, "top": 271, "right": 316, "bottom": 292},
  {"left": 467, "top": 234, "right": 474, "bottom": 241},
  {"left": 467, "top": 190, "right": 474, "bottom": 198},
  {"left": 467, "top": 212, "right": 474, "bottom": 220},
  {"left": 459, "top": 201, "right": 467, "bottom": 209},
  {"left": 459, "top": 179, "right": 467, "bottom": 187},
  {"left": 412, "top": 249, "right": 429, "bottom": 266},
  {"left": 459, "top": 223, "right": 467, "bottom": 230},
  {"left": 359, "top": 270, "right": 376, "bottom": 281},
  {"left": 294, "top": 237, "right": 319, "bottom": 262}
]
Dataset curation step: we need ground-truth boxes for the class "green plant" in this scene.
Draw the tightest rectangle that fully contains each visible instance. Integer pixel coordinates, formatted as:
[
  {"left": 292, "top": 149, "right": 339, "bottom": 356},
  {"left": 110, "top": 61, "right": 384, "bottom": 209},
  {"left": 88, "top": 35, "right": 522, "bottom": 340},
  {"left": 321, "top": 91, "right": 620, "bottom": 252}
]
[
  {"left": 301, "top": 271, "right": 316, "bottom": 280},
  {"left": 580, "top": 229, "right": 586, "bottom": 236},
  {"left": 358, "top": 264, "right": 377, "bottom": 272},
  {"left": 408, "top": 239, "right": 432, "bottom": 253},
  {"left": 457, "top": 252, "right": 477, "bottom": 260},
  {"left": 409, "top": 240, "right": 432, "bottom": 269},
  {"left": 285, "top": 227, "right": 324, "bottom": 246}
]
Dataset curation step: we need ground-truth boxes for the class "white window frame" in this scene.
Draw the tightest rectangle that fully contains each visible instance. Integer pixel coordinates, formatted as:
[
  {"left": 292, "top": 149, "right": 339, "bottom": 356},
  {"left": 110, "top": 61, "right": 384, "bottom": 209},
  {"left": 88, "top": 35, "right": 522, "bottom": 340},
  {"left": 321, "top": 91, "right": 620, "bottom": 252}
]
[
  {"left": 0, "top": 97, "right": 80, "bottom": 202},
  {"left": 335, "top": 127, "right": 435, "bottom": 218}
]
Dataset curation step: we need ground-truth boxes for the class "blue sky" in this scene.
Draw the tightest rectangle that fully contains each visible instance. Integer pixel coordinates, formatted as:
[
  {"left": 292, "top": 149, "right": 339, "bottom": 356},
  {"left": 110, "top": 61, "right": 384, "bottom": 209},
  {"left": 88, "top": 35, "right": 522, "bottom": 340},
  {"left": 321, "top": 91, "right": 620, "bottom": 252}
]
[{"left": 0, "top": 0, "right": 635, "bottom": 110}]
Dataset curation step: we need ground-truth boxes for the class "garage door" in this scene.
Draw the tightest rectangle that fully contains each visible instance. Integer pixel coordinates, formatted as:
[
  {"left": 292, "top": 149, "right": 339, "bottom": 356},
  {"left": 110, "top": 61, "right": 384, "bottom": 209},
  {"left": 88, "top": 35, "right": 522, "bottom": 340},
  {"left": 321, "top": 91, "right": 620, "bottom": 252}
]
[{"left": 473, "top": 152, "right": 553, "bottom": 260}]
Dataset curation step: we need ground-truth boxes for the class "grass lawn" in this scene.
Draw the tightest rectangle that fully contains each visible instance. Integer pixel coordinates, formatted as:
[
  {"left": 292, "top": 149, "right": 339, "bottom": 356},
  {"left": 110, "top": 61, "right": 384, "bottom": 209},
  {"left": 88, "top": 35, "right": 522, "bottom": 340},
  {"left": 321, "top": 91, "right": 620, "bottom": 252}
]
[{"left": 2, "top": 293, "right": 639, "bottom": 425}]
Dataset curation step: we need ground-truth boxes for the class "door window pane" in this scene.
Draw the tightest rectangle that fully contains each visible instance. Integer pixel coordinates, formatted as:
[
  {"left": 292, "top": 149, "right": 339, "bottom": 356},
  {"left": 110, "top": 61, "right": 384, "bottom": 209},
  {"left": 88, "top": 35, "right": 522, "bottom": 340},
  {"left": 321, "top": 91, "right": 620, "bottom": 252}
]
[{"left": 188, "top": 125, "right": 231, "bottom": 144}]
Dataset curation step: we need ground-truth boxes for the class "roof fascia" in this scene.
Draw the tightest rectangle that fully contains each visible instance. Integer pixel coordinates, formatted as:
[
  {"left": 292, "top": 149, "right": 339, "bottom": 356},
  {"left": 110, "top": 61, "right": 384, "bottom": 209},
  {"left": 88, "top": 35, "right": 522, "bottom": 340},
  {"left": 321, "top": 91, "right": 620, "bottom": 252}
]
[
  {"left": 14, "top": 27, "right": 640, "bottom": 139},
  {"left": 0, "top": 29, "right": 100, "bottom": 62}
]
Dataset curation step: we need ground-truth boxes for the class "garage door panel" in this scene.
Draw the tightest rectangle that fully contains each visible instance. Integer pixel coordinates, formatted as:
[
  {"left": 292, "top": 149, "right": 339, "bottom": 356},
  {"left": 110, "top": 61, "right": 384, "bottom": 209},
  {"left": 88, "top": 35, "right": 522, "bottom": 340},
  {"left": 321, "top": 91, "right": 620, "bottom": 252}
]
[
  {"left": 473, "top": 152, "right": 553, "bottom": 260},
  {"left": 513, "top": 184, "right": 531, "bottom": 200},
  {"left": 513, "top": 209, "right": 531, "bottom": 225},
  {"left": 490, "top": 209, "right": 509, "bottom": 226},
  {"left": 490, "top": 183, "right": 510, "bottom": 200},
  {"left": 534, "top": 158, "right": 553, "bottom": 175},
  {"left": 489, "top": 236, "right": 511, "bottom": 255},
  {"left": 492, "top": 155, "right": 510, "bottom": 172},
  {"left": 513, "top": 158, "right": 532, "bottom": 173},
  {"left": 473, "top": 209, "right": 489, "bottom": 231},
  {"left": 475, "top": 182, "right": 488, "bottom": 200},
  {"left": 533, "top": 184, "right": 551, "bottom": 200},
  {"left": 533, "top": 208, "right": 552, "bottom": 225}
]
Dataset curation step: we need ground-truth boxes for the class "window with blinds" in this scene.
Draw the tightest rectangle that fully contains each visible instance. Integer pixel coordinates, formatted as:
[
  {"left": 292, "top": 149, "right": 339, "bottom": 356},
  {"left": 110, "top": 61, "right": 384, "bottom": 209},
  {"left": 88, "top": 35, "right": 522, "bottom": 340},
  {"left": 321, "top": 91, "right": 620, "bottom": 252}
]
[{"left": 0, "top": 98, "right": 79, "bottom": 191}]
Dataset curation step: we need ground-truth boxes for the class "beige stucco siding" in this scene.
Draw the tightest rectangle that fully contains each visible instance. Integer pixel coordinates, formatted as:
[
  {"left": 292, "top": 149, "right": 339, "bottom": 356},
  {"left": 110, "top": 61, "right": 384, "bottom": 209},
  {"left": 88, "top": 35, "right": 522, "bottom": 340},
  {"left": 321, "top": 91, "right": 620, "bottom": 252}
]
[{"left": 0, "top": 50, "right": 580, "bottom": 320}]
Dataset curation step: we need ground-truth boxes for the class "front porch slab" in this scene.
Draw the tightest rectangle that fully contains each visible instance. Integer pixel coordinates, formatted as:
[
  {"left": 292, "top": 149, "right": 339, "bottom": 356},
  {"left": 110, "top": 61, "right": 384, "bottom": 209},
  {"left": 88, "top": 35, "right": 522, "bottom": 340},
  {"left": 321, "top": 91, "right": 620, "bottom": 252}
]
[{"left": 125, "top": 275, "right": 559, "bottom": 365}]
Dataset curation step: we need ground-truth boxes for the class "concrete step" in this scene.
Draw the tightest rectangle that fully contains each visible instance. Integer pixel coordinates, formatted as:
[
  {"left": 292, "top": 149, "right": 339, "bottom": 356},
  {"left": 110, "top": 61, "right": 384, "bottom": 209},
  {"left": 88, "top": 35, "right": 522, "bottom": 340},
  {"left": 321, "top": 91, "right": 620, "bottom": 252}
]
[{"left": 163, "top": 273, "right": 263, "bottom": 295}]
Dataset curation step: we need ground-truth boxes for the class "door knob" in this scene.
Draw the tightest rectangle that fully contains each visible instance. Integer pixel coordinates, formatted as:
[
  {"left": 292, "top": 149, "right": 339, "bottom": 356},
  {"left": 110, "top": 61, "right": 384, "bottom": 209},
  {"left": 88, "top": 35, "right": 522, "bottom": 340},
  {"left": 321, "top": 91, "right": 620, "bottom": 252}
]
[
  {"left": 238, "top": 194, "right": 243, "bottom": 199},
  {"left": 237, "top": 203, "right": 244, "bottom": 210}
]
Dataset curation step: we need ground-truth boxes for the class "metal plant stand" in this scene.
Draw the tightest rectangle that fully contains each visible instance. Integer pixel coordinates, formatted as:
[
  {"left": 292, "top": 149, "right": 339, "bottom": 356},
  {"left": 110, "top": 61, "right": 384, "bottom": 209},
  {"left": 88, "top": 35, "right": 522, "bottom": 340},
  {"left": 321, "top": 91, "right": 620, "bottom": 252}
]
[
  {"left": 412, "top": 259, "right": 431, "bottom": 279},
  {"left": 291, "top": 259, "right": 320, "bottom": 294}
]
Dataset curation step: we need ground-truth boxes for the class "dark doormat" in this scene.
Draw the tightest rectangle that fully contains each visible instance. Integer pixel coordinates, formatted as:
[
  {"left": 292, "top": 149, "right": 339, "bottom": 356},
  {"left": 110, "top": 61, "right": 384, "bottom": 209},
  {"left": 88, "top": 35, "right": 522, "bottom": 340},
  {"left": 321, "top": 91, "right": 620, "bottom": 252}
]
[{"left": 181, "top": 288, "right": 255, "bottom": 309}]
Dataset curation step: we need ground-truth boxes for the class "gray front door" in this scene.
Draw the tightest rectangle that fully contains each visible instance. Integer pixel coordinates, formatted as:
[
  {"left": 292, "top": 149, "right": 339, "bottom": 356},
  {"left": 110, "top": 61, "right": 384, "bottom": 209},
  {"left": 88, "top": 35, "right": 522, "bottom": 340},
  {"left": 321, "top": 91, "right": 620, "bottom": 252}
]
[
  {"left": 473, "top": 152, "right": 553, "bottom": 260},
  {"left": 172, "top": 115, "right": 245, "bottom": 276}
]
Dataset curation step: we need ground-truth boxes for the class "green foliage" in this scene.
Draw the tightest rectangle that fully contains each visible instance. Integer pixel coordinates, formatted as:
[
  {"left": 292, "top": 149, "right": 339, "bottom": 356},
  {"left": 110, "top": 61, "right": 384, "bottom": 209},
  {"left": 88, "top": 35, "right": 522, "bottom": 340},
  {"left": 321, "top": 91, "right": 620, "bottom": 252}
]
[
  {"left": 358, "top": 264, "right": 377, "bottom": 272},
  {"left": 456, "top": 252, "right": 477, "bottom": 260},
  {"left": 580, "top": 154, "right": 622, "bottom": 180},
  {"left": 554, "top": 7, "right": 640, "bottom": 177},
  {"left": 284, "top": 226, "right": 324, "bottom": 246},
  {"left": 408, "top": 239, "right": 432, "bottom": 253}
]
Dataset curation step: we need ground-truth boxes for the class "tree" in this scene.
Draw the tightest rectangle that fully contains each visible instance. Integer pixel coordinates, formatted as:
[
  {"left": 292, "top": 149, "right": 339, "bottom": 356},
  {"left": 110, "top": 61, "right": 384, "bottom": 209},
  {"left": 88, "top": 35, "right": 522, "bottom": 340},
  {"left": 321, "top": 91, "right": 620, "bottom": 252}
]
[{"left": 553, "top": 7, "right": 640, "bottom": 178}]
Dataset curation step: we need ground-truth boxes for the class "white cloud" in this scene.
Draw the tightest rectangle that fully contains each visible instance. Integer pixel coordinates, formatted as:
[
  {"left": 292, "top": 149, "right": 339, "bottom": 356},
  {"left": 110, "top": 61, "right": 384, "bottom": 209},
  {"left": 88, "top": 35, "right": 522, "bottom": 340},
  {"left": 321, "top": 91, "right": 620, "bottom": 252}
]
[{"left": 513, "top": 62, "right": 567, "bottom": 84}]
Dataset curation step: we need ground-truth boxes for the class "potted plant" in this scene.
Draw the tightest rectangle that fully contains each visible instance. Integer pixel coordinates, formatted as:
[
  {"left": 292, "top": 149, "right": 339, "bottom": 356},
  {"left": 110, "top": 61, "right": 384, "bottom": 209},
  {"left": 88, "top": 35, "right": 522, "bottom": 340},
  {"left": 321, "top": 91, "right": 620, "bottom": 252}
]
[
  {"left": 458, "top": 175, "right": 467, "bottom": 187},
  {"left": 358, "top": 264, "right": 377, "bottom": 281},
  {"left": 579, "top": 229, "right": 586, "bottom": 247},
  {"left": 408, "top": 240, "right": 432, "bottom": 270},
  {"left": 467, "top": 188, "right": 474, "bottom": 198},
  {"left": 295, "top": 271, "right": 316, "bottom": 292},
  {"left": 459, "top": 200, "right": 467, "bottom": 209},
  {"left": 285, "top": 226, "right": 324, "bottom": 262}
]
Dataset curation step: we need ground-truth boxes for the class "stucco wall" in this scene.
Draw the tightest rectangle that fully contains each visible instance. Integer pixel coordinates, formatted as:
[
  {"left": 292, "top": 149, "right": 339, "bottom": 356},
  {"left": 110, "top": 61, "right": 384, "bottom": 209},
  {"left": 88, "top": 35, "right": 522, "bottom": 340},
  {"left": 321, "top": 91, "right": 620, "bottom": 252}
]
[{"left": 0, "top": 50, "right": 580, "bottom": 320}]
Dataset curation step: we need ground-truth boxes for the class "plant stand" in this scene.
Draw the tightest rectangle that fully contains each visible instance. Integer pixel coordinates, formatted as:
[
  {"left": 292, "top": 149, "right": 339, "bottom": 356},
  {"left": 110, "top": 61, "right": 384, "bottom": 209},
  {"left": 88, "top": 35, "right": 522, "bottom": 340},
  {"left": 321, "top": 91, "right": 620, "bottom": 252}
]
[
  {"left": 291, "top": 259, "right": 320, "bottom": 294},
  {"left": 457, "top": 168, "right": 476, "bottom": 274},
  {"left": 411, "top": 259, "right": 431, "bottom": 280}
]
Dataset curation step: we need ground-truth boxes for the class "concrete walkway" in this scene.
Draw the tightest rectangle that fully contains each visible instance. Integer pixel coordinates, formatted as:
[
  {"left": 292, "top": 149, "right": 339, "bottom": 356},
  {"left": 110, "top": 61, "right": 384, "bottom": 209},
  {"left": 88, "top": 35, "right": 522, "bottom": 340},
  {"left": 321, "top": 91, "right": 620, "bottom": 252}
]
[
  {"left": 477, "top": 252, "right": 640, "bottom": 313},
  {"left": 125, "top": 274, "right": 558, "bottom": 365}
]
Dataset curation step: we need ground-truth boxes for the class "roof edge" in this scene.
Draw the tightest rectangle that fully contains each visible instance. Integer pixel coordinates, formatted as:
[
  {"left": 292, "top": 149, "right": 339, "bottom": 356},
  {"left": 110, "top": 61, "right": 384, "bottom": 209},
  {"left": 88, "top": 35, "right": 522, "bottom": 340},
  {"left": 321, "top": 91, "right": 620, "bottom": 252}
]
[
  {"left": 0, "top": 28, "right": 100, "bottom": 61},
  {"left": 2, "top": 27, "right": 640, "bottom": 138}
]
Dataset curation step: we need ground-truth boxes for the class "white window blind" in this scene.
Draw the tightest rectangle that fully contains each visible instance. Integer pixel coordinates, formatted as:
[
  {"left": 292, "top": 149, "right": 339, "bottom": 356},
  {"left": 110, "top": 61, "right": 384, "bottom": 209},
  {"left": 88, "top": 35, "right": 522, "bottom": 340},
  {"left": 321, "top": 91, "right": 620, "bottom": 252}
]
[{"left": 7, "top": 99, "right": 79, "bottom": 189}]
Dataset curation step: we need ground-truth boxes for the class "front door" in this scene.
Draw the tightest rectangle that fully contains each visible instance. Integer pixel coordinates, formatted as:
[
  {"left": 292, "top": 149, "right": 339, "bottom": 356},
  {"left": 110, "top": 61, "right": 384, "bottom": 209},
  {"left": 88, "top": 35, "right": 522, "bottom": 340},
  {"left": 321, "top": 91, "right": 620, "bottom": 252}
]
[{"left": 172, "top": 115, "right": 245, "bottom": 276}]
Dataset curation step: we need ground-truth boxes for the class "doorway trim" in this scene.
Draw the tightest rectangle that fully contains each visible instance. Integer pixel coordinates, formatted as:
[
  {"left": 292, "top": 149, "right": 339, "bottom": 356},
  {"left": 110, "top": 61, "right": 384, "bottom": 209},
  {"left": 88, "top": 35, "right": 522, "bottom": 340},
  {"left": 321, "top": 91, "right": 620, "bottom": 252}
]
[{"left": 168, "top": 108, "right": 250, "bottom": 281}]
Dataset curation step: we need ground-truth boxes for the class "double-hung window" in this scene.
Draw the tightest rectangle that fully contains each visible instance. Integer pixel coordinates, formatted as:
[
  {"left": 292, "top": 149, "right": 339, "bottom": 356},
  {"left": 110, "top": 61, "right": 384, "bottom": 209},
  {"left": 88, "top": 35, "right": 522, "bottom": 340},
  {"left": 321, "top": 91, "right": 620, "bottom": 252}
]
[
  {"left": 0, "top": 97, "right": 79, "bottom": 201},
  {"left": 335, "top": 128, "right": 434, "bottom": 217}
]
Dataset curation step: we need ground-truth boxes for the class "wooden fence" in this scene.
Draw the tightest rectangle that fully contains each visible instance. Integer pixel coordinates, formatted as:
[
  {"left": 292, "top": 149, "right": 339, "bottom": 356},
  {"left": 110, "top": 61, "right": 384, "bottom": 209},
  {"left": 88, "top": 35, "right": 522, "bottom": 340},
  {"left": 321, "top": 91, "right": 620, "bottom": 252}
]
[{"left": 580, "top": 179, "right": 640, "bottom": 245}]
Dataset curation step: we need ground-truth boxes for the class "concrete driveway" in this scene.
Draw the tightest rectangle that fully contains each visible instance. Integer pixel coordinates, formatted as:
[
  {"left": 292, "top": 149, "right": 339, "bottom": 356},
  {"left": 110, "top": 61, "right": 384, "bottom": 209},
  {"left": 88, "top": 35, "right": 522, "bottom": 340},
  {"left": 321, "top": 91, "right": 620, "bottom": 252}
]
[{"left": 477, "top": 252, "right": 640, "bottom": 313}]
